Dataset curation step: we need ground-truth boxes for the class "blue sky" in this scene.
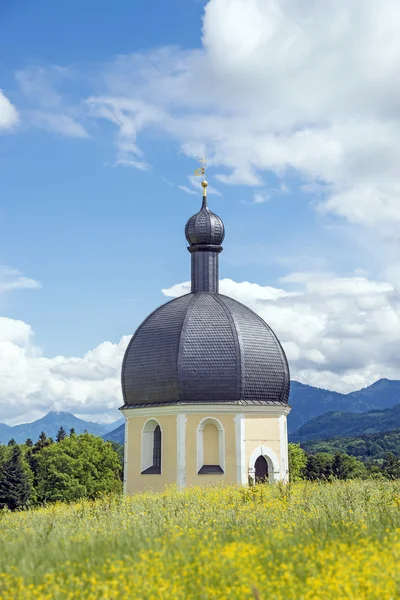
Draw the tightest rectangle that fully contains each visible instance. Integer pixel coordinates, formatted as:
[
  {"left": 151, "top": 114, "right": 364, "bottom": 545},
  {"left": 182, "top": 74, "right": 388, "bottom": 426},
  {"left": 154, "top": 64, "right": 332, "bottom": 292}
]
[{"left": 0, "top": 0, "right": 399, "bottom": 424}]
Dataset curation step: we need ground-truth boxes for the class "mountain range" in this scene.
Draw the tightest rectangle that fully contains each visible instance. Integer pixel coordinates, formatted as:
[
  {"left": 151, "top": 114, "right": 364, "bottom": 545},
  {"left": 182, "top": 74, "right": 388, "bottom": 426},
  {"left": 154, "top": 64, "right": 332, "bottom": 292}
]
[
  {"left": 287, "top": 378, "right": 400, "bottom": 432},
  {"left": 1, "top": 378, "right": 399, "bottom": 446},
  {"left": 290, "top": 403, "right": 400, "bottom": 442},
  {"left": 0, "top": 411, "right": 124, "bottom": 445}
]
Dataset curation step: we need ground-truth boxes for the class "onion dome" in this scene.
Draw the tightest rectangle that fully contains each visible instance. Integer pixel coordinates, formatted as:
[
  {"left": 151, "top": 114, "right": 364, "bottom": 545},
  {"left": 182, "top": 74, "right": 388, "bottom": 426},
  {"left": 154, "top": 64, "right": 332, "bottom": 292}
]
[
  {"left": 185, "top": 182, "right": 225, "bottom": 246},
  {"left": 121, "top": 292, "right": 290, "bottom": 408}
]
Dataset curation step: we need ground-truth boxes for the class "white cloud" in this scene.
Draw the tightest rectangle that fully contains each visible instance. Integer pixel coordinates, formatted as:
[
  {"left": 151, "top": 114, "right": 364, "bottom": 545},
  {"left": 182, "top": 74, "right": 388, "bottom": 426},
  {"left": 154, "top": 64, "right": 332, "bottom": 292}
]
[
  {"left": 0, "top": 266, "right": 40, "bottom": 294},
  {"left": 78, "top": 0, "right": 400, "bottom": 229},
  {"left": 0, "top": 317, "right": 129, "bottom": 425},
  {"left": 253, "top": 193, "right": 269, "bottom": 204},
  {"left": 179, "top": 185, "right": 197, "bottom": 196},
  {"left": 0, "top": 268, "right": 399, "bottom": 424},
  {"left": 0, "top": 90, "right": 19, "bottom": 129},
  {"left": 15, "top": 67, "right": 89, "bottom": 138},
  {"left": 28, "top": 112, "right": 89, "bottom": 138},
  {"left": 13, "top": 1, "right": 400, "bottom": 227}
]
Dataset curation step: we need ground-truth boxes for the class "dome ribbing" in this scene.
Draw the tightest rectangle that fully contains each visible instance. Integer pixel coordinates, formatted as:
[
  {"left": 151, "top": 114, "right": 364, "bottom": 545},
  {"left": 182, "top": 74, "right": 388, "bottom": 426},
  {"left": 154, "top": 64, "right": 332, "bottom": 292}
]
[{"left": 121, "top": 292, "right": 290, "bottom": 407}]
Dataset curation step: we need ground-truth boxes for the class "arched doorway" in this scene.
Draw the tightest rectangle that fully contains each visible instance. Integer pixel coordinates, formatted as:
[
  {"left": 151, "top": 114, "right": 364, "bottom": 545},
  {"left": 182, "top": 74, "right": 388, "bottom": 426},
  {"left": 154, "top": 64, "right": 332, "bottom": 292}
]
[{"left": 255, "top": 455, "right": 269, "bottom": 483}]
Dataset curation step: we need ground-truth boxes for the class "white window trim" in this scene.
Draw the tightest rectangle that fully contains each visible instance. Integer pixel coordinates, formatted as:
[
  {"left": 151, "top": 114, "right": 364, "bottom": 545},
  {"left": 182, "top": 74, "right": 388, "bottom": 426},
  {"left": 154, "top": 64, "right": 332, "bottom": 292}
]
[
  {"left": 141, "top": 418, "right": 162, "bottom": 474},
  {"left": 196, "top": 417, "right": 225, "bottom": 474}
]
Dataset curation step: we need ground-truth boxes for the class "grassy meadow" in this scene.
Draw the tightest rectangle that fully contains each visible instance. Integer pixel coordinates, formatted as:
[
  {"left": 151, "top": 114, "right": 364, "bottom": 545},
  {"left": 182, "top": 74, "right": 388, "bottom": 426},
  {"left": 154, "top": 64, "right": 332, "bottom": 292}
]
[{"left": 1, "top": 481, "right": 400, "bottom": 599}]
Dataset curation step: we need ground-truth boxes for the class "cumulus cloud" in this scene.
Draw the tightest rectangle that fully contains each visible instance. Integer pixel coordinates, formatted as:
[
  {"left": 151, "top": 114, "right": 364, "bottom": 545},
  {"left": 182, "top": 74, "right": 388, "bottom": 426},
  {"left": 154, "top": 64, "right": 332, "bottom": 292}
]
[
  {"left": 163, "top": 275, "right": 400, "bottom": 393},
  {"left": 0, "top": 317, "right": 129, "bottom": 425},
  {"left": 14, "top": 1, "right": 400, "bottom": 226},
  {"left": 80, "top": 0, "right": 400, "bottom": 228},
  {"left": 0, "top": 90, "right": 19, "bottom": 129},
  {"left": 0, "top": 269, "right": 399, "bottom": 425}
]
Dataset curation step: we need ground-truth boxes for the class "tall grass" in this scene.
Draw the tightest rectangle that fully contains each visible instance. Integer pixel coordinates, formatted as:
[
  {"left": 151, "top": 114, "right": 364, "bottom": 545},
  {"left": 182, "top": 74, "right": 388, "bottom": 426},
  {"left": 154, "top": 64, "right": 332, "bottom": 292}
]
[{"left": 1, "top": 481, "right": 400, "bottom": 599}]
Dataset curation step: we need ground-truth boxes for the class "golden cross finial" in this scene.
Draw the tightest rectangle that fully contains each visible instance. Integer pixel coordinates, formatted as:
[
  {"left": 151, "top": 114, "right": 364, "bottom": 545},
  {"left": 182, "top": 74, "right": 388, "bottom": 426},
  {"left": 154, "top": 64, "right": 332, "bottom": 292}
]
[
  {"left": 194, "top": 155, "right": 208, "bottom": 196},
  {"left": 194, "top": 155, "right": 207, "bottom": 181}
]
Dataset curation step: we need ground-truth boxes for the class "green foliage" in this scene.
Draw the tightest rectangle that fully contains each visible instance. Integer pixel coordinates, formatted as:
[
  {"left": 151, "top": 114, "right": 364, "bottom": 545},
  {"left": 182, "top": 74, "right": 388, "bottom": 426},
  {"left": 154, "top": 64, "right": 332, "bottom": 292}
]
[
  {"left": 303, "top": 451, "right": 367, "bottom": 481},
  {"left": 34, "top": 433, "right": 122, "bottom": 503},
  {"left": 382, "top": 452, "right": 400, "bottom": 480},
  {"left": 291, "top": 403, "right": 400, "bottom": 442},
  {"left": 0, "top": 445, "right": 31, "bottom": 510},
  {"left": 0, "top": 434, "right": 122, "bottom": 510},
  {"left": 109, "top": 441, "right": 124, "bottom": 471},
  {"left": 35, "top": 431, "right": 52, "bottom": 452},
  {"left": 56, "top": 426, "right": 67, "bottom": 443},
  {"left": 301, "top": 429, "right": 400, "bottom": 462},
  {"left": 288, "top": 443, "right": 307, "bottom": 481}
]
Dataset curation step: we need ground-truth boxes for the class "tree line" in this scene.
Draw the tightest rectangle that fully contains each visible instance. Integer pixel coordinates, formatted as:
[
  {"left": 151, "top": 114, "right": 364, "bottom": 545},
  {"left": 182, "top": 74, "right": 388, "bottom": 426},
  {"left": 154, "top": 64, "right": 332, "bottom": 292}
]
[
  {"left": 289, "top": 443, "right": 400, "bottom": 482},
  {"left": 2, "top": 433, "right": 400, "bottom": 511},
  {"left": 299, "top": 429, "right": 400, "bottom": 462},
  {"left": 0, "top": 428, "right": 123, "bottom": 510}
]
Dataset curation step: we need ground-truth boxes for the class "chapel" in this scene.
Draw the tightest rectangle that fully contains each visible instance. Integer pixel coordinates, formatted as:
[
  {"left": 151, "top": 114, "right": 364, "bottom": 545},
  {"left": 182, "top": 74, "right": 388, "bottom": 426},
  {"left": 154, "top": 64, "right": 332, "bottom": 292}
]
[{"left": 120, "top": 177, "right": 291, "bottom": 494}]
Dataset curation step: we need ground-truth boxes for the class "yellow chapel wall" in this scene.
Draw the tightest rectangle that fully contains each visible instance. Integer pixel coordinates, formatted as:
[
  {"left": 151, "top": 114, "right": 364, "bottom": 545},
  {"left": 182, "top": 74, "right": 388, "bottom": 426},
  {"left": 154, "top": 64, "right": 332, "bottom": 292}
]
[
  {"left": 126, "top": 414, "right": 177, "bottom": 494},
  {"left": 244, "top": 414, "right": 282, "bottom": 470},
  {"left": 185, "top": 413, "right": 237, "bottom": 486}
]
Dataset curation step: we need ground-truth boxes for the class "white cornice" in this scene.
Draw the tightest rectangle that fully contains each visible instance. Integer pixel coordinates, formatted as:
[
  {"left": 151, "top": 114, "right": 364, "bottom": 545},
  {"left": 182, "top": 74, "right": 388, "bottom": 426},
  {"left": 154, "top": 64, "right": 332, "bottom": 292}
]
[{"left": 120, "top": 404, "right": 292, "bottom": 419}]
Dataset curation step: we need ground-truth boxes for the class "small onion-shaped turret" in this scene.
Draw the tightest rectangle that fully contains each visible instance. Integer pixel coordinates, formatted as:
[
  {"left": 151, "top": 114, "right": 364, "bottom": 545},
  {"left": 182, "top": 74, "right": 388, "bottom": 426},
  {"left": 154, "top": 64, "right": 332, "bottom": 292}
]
[
  {"left": 185, "top": 181, "right": 225, "bottom": 246},
  {"left": 184, "top": 181, "right": 224, "bottom": 293}
]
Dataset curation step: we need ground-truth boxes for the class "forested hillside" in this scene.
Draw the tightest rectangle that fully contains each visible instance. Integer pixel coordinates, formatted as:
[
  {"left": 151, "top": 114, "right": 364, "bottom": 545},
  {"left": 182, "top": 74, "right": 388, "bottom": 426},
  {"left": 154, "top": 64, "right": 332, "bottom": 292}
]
[
  {"left": 291, "top": 404, "right": 400, "bottom": 442},
  {"left": 301, "top": 429, "right": 400, "bottom": 462}
]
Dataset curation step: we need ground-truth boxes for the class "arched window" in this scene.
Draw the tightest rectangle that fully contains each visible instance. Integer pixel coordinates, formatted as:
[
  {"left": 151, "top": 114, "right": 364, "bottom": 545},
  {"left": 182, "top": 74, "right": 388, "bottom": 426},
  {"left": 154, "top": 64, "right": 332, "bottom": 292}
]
[
  {"left": 141, "top": 419, "right": 162, "bottom": 474},
  {"left": 197, "top": 418, "right": 225, "bottom": 474}
]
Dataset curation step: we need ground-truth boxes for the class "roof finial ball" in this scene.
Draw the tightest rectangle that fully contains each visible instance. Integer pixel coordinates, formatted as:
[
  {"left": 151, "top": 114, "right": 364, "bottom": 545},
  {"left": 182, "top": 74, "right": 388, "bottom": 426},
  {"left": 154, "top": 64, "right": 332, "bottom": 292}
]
[{"left": 120, "top": 157, "right": 291, "bottom": 495}]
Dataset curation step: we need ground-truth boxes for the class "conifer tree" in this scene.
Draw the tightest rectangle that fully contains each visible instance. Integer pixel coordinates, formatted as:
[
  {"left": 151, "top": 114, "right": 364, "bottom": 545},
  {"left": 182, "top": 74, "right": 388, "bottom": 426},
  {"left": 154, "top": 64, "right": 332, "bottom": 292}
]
[
  {"left": 69, "top": 428, "right": 76, "bottom": 436},
  {"left": 7, "top": 439, "right": 16, "bottom": 446},
  {"left": 25, "top": 438, "right": 33, "bottom": 447},
  {"left": 0, "top": 445, "right": 31, "bottom": 510},
  {"left": 382, "top": 452, "right": 400, "bottom": 480},
  {"left": 35, "top": 431, "right": 50, "bottom": 451},
  {"left": 56, "top": 426, "right": 67, "bottom": 442}
]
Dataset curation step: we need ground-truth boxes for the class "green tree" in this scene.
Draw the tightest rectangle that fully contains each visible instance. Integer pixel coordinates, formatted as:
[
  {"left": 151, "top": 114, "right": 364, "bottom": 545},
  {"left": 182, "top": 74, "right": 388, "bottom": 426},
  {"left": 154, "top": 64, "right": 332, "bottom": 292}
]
[
  {"left": 56, "top": 427, "right": 67, "bottom": 443},
  {"left": 35, "top": 431, "right": 51, "bottom": 451},
  {"left": 288, "top": 443, "right": 307, "bottom": 481},
  {"left": 69, "top": 428, "right": 76, "bottom": 436},
  {"left": 304, "top": 453, "right": 334, "bottom": 481},
  {"left": 331, "top": 452, "right": 366, "bottom": 480},
  {"left": 7, "top": 439, "right": 16, "bottom": 447},
  {"left": 25, "top": 438, "right": 33, "bottom": 447},
  {"left": 0, "top": 445, "right": 31, "bottom": 510},
  {"left": 382, "top": 452, "right": 400, "bottom": 479},
  {"left": 35, "top": 433, "right": 122, "bottom": 503}
]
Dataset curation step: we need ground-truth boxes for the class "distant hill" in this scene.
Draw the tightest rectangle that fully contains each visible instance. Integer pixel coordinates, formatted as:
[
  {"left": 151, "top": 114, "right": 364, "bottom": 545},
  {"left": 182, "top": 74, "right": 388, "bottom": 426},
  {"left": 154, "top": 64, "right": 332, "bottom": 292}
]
[
  {"left": 100, "top": 378, "right": 400, "bottom": 443},
  {"left": 0, "top": 412, "right": 123, "bottom": 445},
  {"left": 103, "top": 423, "right": 124, "bottom": 444},
  {"left": 300, "top": 429, "right": 400, "bottom": 462},
  {"left": 290, "top": 403, "right": 400, "bottom": 442},
  {"left": 2, "top": 378, "right": 399, "bottom": 445},
  {"left": 288, "top": 379, "right": 400, "bottom": 433}
]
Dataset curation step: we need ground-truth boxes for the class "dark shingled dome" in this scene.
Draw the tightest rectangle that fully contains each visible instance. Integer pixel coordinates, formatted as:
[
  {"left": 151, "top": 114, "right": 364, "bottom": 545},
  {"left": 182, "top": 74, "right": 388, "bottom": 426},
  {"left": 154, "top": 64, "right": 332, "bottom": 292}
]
[
  {"left": 121, "top": 292, "right": 290, "bottom": 407},
  {"left": 185, "top": 197, "right": 225, "bottom": 246}
]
